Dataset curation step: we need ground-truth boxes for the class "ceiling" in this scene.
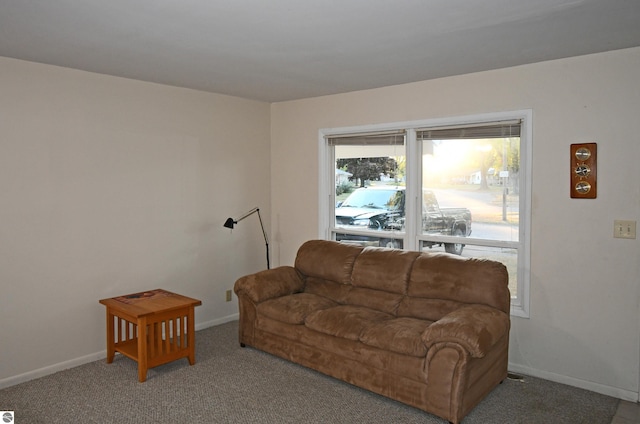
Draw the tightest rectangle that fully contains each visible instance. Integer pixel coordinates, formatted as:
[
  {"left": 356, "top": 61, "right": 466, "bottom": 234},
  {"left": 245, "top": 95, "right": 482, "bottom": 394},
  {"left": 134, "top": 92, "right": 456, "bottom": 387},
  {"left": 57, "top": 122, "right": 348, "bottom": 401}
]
[{"left": 1, "top": 0, "right": 640, "bottom": 102}]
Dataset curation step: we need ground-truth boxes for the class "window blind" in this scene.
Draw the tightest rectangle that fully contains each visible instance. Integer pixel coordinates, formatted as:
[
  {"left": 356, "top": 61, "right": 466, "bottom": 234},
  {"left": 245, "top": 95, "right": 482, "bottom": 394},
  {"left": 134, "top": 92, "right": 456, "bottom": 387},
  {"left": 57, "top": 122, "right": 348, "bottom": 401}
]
[
  {"left": 327, "top": 130, "right": 405, "bottom": 146},
  {"left": 417, "top": 120, "right": 521, "bottom": 140}
]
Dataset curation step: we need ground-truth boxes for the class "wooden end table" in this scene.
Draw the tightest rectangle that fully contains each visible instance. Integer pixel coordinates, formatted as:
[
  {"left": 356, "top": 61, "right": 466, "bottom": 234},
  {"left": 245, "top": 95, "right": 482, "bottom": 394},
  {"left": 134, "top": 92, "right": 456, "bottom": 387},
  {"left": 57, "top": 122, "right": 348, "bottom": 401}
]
[{"left": 99, "top": 289, "right": 202, "bottom": 382}]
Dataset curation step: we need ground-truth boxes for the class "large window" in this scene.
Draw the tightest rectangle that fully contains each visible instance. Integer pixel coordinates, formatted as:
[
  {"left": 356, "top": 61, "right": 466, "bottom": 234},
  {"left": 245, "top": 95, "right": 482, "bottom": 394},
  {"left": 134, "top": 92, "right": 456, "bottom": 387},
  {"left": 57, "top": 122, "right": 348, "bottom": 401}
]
[{"left": 319, "top": 111, "right": 531, "bottom": 316}]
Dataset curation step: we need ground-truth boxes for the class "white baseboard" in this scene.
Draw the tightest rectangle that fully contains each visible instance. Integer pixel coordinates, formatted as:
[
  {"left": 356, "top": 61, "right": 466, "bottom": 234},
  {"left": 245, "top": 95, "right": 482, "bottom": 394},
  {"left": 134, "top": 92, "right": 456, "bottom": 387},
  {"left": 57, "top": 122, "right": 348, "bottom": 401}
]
[
  {"left": 509, "top": 363, "right": 639, "bottom": 402},
  {"left": 0, "top": 350, "right": 106, "bottom": 390},
  {"left": 0, "top": 313, "right": 239, "bottom": 390},
  {"left": 7, "top": 322, "right": 633, "bottom": 403},
  {"left": 195, "top": 313, "right": 238, "bottom": 331}
]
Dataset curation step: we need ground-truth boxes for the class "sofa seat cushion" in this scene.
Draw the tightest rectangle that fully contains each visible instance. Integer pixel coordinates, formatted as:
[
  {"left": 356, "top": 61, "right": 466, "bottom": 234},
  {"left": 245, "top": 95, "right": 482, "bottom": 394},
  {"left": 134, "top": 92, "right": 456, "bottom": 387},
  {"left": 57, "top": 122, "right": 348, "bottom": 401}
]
[
  {"left": 305, "top": 305, "right": 393, "bottom": 341},
  {"left": 257, "top": 293, "right": 338, "bottom": 325},
  {"left": 359, "top": 317, "right": 433, "bottom": 357}
]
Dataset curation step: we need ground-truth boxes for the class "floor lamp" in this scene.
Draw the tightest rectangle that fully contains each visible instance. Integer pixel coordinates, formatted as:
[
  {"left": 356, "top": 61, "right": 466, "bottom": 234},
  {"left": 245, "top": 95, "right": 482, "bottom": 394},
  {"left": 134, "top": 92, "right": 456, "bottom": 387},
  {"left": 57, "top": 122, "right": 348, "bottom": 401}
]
[{"left": 223, "top": 207, "right": 270, "bottom": 269}]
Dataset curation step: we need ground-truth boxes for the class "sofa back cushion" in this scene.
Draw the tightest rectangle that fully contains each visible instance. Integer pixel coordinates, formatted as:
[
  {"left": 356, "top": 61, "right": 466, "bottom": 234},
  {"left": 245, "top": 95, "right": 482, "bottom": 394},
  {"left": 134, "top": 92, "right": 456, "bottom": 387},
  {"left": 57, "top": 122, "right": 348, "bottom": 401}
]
[
  {"left": 351, "top": 247, "right": 421, "bottom": 294},
  {"left": 295, "top": 240, "right": 363, "bottom": 285},
  {"left": 399, "top": 253, "right": 510, "bottom": 319},
  {"left": 297, "top": 241, "right": 510, "bottom": 321},
  {"left": 305, "top": 277, "right": 351, "bottom": 304},
  {"left": 324, "top": 246, "right": 418, "bottom": 315},
  {"left": 345, "top": 287, "right": 404, "bottom": 315}
]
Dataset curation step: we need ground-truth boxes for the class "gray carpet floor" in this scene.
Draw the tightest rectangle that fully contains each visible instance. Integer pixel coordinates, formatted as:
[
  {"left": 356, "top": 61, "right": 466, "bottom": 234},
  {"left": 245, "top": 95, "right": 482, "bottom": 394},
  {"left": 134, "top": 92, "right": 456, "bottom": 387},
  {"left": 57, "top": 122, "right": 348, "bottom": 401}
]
[{"left": 0, "top": 320, "right": 619, "bottom": 423}]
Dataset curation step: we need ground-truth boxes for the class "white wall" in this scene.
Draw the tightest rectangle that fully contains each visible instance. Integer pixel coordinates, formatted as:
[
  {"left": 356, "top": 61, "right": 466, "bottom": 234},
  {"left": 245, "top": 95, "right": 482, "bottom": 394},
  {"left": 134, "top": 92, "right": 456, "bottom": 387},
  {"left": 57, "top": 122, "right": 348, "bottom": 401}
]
[
  {"left": 270, "top": 48, "right": 640, "bottom": 400},
  {"left": 2, "top": 47, "right": 639, "bottom": 401},
  {"left": 0, "top": 57, "right": 271, "bottom": 386}
]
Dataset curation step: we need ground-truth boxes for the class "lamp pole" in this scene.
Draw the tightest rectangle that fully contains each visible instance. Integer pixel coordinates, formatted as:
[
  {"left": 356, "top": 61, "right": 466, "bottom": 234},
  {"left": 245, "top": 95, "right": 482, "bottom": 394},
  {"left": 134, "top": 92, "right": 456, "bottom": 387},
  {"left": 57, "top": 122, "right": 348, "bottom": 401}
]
[{"left": 224, "top": 207, "right": 270, "bottom": 269}]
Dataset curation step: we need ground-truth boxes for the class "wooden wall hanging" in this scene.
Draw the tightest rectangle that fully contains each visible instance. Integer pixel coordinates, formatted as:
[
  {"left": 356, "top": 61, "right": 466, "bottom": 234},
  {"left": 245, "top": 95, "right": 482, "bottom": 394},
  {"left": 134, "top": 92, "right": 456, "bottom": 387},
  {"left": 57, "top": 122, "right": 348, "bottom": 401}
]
[{"left": 570, "top": 143, "right": 597, "bottom": 199}]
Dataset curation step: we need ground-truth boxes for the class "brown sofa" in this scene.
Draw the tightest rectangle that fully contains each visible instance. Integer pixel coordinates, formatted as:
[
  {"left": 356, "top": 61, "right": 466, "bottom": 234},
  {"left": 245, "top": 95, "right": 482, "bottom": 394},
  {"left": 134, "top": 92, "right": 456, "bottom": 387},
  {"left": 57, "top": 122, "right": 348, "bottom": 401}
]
[{"left": 234, "top": 240, "right": 511, "bottom": 423}]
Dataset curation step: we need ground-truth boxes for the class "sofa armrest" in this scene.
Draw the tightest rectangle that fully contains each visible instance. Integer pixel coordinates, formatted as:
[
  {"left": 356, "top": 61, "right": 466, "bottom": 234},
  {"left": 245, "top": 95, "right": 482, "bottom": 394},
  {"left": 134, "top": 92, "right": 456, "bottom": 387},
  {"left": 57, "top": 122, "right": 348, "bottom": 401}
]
[
  {"left": 234, "top": 266, "right": 305, "bottom": 304},
  {"left": 422, "top": 304, "right": 510, "bottom": 358}
]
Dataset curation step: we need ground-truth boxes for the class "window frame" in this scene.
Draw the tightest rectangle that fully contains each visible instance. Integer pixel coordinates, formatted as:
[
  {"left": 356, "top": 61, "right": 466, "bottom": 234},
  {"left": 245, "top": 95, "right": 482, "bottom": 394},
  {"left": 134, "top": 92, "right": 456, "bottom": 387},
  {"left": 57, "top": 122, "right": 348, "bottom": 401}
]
[{"left": 319, "top": 110, "right": 532, "bottom": 317}]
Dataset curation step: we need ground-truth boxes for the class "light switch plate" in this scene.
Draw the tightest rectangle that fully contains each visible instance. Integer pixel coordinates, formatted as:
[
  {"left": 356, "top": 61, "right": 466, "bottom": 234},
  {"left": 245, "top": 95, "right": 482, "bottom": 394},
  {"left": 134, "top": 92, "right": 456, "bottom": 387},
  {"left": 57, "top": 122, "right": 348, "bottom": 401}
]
[{"left": 614, "top": 220, "right": 636, "bottom": 239}]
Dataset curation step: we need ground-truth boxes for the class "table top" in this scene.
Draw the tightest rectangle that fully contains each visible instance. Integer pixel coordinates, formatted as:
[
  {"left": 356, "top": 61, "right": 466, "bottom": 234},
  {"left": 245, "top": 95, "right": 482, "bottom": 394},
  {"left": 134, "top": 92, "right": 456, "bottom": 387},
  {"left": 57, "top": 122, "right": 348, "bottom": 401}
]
[{"left": 99, "top": 289, "right": 202, "bottom": 317}]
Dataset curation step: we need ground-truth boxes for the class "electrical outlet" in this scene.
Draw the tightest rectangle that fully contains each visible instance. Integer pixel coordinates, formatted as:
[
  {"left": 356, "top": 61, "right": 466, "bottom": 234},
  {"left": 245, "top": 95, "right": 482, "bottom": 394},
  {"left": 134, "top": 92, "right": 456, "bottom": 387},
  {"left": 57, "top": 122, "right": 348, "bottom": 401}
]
[
  {"left": 614, "top": 220, "right": 636, "bottom": 239},
  {"left": 225, "top": 290, "right": 233, "bottom": 302}
]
